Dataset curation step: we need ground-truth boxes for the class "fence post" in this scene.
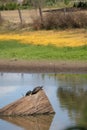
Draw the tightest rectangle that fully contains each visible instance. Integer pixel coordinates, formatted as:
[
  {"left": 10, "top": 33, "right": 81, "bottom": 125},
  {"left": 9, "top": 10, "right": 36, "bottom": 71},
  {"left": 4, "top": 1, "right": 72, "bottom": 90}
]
[{"left": 18, "top": 9, "right": 23, "bottom": 26}]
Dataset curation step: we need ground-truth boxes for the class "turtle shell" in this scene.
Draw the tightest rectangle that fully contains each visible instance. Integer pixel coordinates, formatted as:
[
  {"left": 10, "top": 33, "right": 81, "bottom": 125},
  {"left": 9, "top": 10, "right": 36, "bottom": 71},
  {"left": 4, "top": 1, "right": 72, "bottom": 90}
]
[
  {"left": 32, "top": 86, "right": 43, "bottom": 94},
  {"left": 25, "top": 90, "right": 32, "bottom": 96}
]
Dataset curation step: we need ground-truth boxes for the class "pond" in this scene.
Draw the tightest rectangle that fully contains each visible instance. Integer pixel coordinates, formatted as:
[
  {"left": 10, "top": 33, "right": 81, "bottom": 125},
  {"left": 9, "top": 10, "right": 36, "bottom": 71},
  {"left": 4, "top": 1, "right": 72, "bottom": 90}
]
[{"left": 0, "top": 73, "right": 87, "bottom": 130}]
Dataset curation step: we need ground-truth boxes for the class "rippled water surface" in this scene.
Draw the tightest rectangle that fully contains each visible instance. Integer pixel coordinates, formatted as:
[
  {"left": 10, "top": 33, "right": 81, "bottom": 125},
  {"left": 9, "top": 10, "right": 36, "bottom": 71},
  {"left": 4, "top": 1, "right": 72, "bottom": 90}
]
[{"left": 0, "top": 73, "right": 87, "bottom": 130}]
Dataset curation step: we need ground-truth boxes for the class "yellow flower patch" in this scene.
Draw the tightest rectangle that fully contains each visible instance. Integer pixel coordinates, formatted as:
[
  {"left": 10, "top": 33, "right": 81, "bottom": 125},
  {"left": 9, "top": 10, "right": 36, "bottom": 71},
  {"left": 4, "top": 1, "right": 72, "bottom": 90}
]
[{"left": 0, "top": 29, "right": 87, "bottom": 47}]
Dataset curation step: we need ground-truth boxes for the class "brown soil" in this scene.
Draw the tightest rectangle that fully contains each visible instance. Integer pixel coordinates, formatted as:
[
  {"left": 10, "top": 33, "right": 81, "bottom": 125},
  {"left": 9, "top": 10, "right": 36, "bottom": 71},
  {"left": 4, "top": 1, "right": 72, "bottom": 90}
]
[
  {"left": 1, "top": 8, "right": 87, "bottom": 24},
  {"left": 0, "top": 59, "right": 87, "bottom": 73},
  {"left": 1, "top": 9, "right": 40, "bottom": 24}
]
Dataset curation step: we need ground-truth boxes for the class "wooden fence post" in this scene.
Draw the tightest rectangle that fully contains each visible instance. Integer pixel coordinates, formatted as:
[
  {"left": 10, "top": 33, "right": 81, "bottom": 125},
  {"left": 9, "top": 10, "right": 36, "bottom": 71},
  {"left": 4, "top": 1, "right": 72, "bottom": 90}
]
[{"left": 18, "top": 9, "right": 23, "bottom": 26}]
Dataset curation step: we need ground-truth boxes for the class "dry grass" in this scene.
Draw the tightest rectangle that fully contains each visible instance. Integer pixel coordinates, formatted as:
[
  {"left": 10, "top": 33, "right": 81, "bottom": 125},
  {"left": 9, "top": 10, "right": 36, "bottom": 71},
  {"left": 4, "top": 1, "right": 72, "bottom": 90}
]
[
  {"left": 1, "top": 9, "right": 87, "bottom": 31},
  {"left": 1, "top": 9, "right": 87, "bottom": 24},
  {"left": 32, "top": 11, "right": 87, "bottom": 30},
  {"left": 1, "top": 9, "right": 39, "bottom": 24}
]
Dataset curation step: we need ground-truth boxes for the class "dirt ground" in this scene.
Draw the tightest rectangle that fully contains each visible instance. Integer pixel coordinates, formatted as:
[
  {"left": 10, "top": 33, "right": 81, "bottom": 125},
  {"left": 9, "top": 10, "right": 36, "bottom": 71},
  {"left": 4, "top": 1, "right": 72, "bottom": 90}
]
[
  {"left": 0, "top": 59, "right": 87, "bottom": 73},
  {"left": 1, "top": 9, "right": 40, "bottom": 24},
  {"left": 1, "top": 8, "right": 87, "bottom": 24}
]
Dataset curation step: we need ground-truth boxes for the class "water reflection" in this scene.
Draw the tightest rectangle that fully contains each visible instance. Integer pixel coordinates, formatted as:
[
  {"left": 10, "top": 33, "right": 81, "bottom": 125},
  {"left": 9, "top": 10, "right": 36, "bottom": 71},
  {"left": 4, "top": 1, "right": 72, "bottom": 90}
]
[
  {"left": 64, "top": 126, "right": 87, "bottom": 130},
  {"left": 57, "top": 74, "right": 87, "bottom": 127},
  {"left": 0, "top": 115, "right": 54, "bottom": 130},
  {"left": 0, "top": 73, "right": 87, "bottom": 130}
]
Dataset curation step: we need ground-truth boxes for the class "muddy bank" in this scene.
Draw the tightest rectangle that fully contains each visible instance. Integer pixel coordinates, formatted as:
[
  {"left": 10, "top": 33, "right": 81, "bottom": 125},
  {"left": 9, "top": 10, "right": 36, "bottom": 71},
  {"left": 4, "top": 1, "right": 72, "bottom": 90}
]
[{"left": 0, "top": 59, "right": 87, "bottom": 73}]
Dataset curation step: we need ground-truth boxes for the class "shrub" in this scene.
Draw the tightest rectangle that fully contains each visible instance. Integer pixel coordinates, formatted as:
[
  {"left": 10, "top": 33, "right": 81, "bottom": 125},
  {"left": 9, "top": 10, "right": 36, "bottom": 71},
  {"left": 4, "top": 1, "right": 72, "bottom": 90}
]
[
  {"left": 0, "top": 2, "right": 18, "bottom": 10},
  {"left": 0, "top": 2, "right": 30, "bottom": 11},
  {"left": 32, "top": 17, "right": 44, "bottom": 30},
  {"left": 32, "top": 12, "right": 87, "bottom": 30},
  {"left": 73, "top": 2, "right": 87, "bottom": 9},
  {"left": 0, "top": 4, "right": 4, "bottom": 10},
  {"left": 5, "top": 2, "right": 18, "bottom": 10}
]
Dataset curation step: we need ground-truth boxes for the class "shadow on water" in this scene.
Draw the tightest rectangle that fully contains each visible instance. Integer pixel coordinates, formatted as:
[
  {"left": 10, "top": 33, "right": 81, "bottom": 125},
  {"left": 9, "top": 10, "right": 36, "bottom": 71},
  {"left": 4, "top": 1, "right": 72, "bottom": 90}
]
[{"left": 0, "top": 115, "right": 54, "bottom": 130}]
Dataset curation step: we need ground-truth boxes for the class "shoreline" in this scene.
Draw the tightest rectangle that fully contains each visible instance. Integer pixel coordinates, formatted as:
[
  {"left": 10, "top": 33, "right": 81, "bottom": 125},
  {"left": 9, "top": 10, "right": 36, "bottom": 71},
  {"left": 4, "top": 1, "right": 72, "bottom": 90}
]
[{"left": 0, "top": 59, "right": 87, "bottom": 73}]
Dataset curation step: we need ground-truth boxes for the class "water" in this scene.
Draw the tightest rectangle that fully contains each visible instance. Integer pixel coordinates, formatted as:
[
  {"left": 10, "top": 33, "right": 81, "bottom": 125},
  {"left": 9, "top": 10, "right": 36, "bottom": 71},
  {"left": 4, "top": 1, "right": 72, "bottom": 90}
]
[{"left": 0, "top": 73, "right": 87, "bottom": 130}]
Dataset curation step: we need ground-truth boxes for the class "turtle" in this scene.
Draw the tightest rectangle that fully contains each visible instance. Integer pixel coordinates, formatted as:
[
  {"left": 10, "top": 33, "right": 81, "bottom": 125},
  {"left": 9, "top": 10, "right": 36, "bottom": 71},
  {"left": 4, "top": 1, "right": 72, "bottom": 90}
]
[
  {"left": 32, "top": 86, "right": 43, "bottom": 95},
  {"left": 25, "top": 90, "right": 32, "bottom": 96}
]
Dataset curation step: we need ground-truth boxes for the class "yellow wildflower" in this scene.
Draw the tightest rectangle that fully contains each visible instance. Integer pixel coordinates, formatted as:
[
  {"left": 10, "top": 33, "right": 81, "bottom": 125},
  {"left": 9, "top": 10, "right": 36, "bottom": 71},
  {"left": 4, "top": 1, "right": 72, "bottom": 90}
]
[{"left": 0, "top": 29, "right": 87, "bottom": 47}]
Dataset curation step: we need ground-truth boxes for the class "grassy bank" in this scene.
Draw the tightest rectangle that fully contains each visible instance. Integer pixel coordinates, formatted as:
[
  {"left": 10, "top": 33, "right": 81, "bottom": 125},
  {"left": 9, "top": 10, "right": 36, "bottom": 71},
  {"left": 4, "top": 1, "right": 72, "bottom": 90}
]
[{"left": 0, "top": 40, "right": 87, "bottom": 60}]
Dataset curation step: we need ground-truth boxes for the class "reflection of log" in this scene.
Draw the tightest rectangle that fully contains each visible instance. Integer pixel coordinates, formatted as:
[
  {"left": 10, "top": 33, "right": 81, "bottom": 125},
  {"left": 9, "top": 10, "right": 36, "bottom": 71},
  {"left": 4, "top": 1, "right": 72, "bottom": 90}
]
[
  {"left": 0, "top": 115, "right": 54, "bottom": 130},
  {"left": 0, "top": 90, "right": 55, "bottom": 116}
]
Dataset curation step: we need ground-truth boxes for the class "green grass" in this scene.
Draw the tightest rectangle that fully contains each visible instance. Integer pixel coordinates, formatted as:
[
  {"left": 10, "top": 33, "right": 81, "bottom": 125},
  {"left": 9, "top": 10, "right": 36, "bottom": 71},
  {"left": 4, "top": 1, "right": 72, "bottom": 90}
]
[{"left": 0, "top": 40, "right": 87, "bottom": 60}]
